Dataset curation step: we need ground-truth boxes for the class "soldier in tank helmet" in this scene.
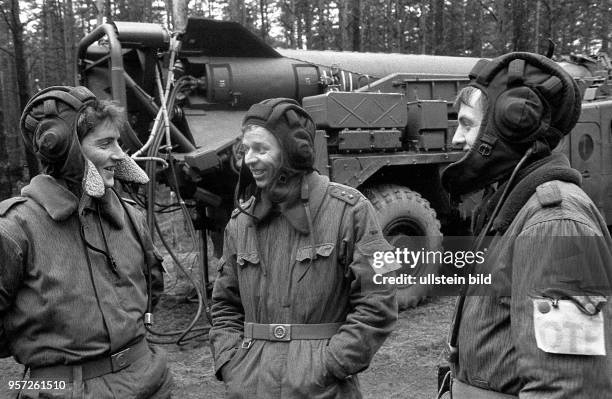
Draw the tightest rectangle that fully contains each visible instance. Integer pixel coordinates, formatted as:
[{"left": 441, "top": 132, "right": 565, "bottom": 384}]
[
  {"left": 0, "top": 86, "right": 172, "bottom": 398},
  {"left": 438, "top": 53, "right": 612, "bottom": 398},
  {"left": 210, "top": 98, "right": 398, "bottom": 398}
]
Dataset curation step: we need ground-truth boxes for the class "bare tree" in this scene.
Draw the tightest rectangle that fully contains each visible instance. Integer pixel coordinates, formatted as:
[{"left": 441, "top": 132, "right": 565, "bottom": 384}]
[
  {"left": 259, "top": 0, "right": 269, "bottom": 40},
  {"left": 2, "top": 0, "right": 39, "bottom": 179},
  {"left": 599, "top": 0, "right": 610, "bottom": 53},
  {"left": 172, "top": 0, "right": 189, "bottom": 33},
  {"left": 351, "top": 0, "right": 361, "bottom": 51},
  {"left": 64, "top": 0, "right": 76, "bottom": 83},
  {"left": 228, "top": 0, "right": 246, "bottom": 26},
  {"left": 511, "top": 0, "right": 530, "bottom": 51},
  {"left": 432, "top": 0, "right": 444, "bottom": 54}
]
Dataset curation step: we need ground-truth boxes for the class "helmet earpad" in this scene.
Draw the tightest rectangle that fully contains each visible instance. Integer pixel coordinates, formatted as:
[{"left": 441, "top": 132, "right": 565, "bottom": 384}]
[
  {"left": 34, "top": 117, "right": 72, "bottom": 163},
  {"left": 20, "top": 86, "right": 97, "bottom": 162},
  {"left": 493, "top": 86, "right": 550, "bottom": 143}
]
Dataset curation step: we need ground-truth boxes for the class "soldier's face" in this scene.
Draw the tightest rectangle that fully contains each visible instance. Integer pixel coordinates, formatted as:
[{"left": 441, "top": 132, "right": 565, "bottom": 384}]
[
  {"left": 452, "top": 90, "right": 484, "bottom": 151},
  {"left": 81, "top": 120, "right": 125, "bottom": 188},
  {"left": 242, "top": 126, "right": 282, "bottom": 188}
]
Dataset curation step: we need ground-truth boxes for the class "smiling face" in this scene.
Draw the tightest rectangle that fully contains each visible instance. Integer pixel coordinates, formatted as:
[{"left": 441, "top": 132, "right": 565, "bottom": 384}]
[
  {"left": 80, "top": 119, "right": 125, "bottom": 188},
  {"left": 241, "top": 125, "right": 282, "bottom": 189},
  {"left": 452, "top": 89, "right": 485, "bottom": 151}
]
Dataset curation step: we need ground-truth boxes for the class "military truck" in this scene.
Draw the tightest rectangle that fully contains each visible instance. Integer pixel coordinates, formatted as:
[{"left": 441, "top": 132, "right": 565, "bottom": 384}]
[{"left": 76, "top": 17, "right": 612, "bottom": 307}]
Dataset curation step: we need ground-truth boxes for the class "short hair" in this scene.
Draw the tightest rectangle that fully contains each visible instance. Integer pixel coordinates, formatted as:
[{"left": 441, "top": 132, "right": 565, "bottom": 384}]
[
  {"left": 242, "top": 124, "right": 262, "bottom": 135},
  {"left": 76, "top": 100, "right": 126, "bottom": 140},
  {"left": 454, "top": 86, "right": 487, "bottom": 110}
]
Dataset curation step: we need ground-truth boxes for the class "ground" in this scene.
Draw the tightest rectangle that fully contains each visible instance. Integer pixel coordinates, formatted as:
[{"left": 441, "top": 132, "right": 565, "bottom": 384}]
[
  {"left": 0, "top": 294, "right": 453, "bottom": 399},
  {"left": 0, "top": 195, "right": 454, "bottom": 398}
]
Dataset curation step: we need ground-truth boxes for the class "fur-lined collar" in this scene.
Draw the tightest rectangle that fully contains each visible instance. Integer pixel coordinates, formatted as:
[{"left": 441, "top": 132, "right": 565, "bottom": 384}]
[{"left": 22, "top": 174, "right": 125, "bottom": 229}]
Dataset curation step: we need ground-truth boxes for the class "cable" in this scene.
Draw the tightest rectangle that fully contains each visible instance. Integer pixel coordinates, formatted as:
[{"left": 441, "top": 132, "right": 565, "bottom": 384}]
[
  {"left": 144, "top": 217, "right": 209, "bottom": 345},
  {"left": 123, "top": 31, "right": 212, "bottom": 345},
  {"left": 138, "top": 42, "right": 212, "bottom": 345}
]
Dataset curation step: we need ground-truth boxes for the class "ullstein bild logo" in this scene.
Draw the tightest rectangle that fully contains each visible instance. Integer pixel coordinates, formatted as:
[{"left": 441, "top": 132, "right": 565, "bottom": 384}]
[{"left": 372, "top": 273, "right": 491, "bottom": 286}]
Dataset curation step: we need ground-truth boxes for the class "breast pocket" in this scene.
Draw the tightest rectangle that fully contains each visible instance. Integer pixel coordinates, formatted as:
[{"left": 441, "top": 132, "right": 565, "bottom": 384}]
[
  {"left": 237, "top": 251, "right": 260, "bottom": 267},
  {"left": 295, "top": 242, "right": 336, "bottom": 282}
]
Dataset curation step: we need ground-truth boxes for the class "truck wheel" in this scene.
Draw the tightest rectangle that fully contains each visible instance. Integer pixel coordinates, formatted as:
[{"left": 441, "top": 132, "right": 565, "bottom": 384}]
[{"left": 364, "top": 184, "right": 442, "bottom": 310}]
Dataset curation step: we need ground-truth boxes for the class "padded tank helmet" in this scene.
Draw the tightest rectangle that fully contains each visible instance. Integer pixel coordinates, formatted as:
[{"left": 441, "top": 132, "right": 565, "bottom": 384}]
[
  {"left": 441, "top": 52, "right": 582, "bottom": 196},
  {"left": 20, "top": 86, "right": 148, "bottom": 197},
  {"left": 237, "top": 98, "right": 316, "bottom": 202},
  {"left": 20, "top": 86, "right": 97, "bottom": 189}
]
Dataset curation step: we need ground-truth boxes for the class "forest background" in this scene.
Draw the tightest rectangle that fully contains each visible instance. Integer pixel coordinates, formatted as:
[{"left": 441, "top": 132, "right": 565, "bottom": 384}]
[{"left": 0, "top": 0, "right": 610, "bottom": 200}]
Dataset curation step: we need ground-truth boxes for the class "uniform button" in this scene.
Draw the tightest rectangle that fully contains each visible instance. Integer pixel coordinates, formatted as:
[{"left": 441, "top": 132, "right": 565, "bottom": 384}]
[
  {"left": 537, "top": 301, "right": 551, "bottom": 314},
  {"left": 348, "top": 194, "right": 354, "bottom": 199},
  {"left": 341, "top": 191, "right": 346, "bottom": 195}
]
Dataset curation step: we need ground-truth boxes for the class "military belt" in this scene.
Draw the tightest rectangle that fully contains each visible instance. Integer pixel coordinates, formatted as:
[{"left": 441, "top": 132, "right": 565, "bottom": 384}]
[
  {"left": 244, "top": 322, "right": 342, "bottom": 342},
  {"left": 29, "top": 337, "right": 149, "bottom": 382},
  {"left": 452, "top": 378, "right": 517, "bottom": 399}
]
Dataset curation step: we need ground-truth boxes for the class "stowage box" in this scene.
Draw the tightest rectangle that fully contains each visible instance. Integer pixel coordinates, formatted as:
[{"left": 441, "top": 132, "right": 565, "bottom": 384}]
[{"left": 302, "top": 91, "right": 408, "bottom": 129}]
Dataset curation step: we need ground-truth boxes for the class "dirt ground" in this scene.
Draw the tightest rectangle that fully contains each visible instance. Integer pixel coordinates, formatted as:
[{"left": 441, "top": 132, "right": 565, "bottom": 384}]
[
  {"left": 152, "top": 294, "right": 453, "bottom": 399},
  {"left": 0, "top": 203, "right": 454, "bottom": 398}
]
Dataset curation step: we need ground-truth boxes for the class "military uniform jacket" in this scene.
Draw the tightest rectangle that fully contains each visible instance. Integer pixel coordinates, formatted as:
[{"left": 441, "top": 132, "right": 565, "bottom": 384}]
[
  {"left": 453, "top": 180, "right": 612, "bottom": 398},
  {"left": 0, "top": 175, "right": 170, "bottom": 398},
  {"left": 210, "top": 172, "right": 397, "bottom": 399}
]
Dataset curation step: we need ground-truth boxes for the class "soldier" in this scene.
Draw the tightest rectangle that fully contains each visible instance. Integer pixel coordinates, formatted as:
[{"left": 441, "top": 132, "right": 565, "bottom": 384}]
[
  {"left": 0, "top": 86, "right": 173, "bottom": 398},
  {"left": 210, "top": 98, "right": 398, "bottom": 398},
  {"left": 439, "top": 53, "right": 612, "bottom": 398}
]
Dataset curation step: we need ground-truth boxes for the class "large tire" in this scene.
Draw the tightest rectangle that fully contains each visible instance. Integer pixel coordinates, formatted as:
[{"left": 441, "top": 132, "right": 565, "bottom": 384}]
[{"left": 364, "top": 184, "right": 443, "bottom": 309}]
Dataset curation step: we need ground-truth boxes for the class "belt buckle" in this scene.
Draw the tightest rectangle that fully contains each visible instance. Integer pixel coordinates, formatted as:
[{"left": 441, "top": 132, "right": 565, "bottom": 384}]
[
  {"left": 111, "top": 347, "right": 132, "bottom": 372},
  {"left": 269, "top": 324, "right": 291, "bottom": 341}
]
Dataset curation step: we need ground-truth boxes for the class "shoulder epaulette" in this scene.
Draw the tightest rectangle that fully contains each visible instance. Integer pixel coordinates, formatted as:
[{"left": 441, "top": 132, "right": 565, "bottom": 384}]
[
  {"left": 231, "top": 196, "right": 255, "bottom": 218},
  {"left": 0, "top": 197, "right": 28, "bottom": 216},
  {"left": 328, "top": 184, "right": 360, "bottom": 206},
  {"left": 536, "top": 181, "right": 562, "bottom": 207},
  {"left": 121, "top": 197, "right": 138, "bottom": 206}
]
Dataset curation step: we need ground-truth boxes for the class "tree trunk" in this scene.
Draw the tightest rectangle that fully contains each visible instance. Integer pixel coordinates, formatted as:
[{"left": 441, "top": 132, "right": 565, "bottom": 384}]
[
  {"left": 172, "top": 0, "right": 190, "bottom": 33},
  {"left": 338, "top": 0, "right": 349, "bottom": 50},
  {"left": 229, "top": 0, "right": 246, "bottom": 26},
  {"left": 395, "top": 0, "right": 403, "bottom": 52},
  {"left": 296, "top": 9, "right": 303, "bottom": 48},
  {"left": 600, "top": 0, "right": 609, "bottom": 53},
  {"left": 351, "top": 0, "right": 361, "bottom": 51},
  {"left": 304, "top": 2, "right": 313, "bottom": 49},
  {"left": 259, "top": 0, "right": 268, "bottom": 40},
  {"left": 433, "top": 0, "right": 444, "bottom": 54},
  {"left": 96, "top": 0, "right": 105, "bottom": 24},
  {"left": 0, "top": 62, "right": 13, "bottom": 199},
  {"left": 41, "top": 2, "right": 48, "bottom": 86},
  {"left": 63, "top": 0, "right": 76, "bottom": 84},
  {"left": 511, "top": 0, "right": 529, "bottom": 51},
  {"left": 284, "top": 0, "right": 296, "bottom": 47},
  {"left": 9, "top": 0, "right": 39, "bottom": 178},
  {"left": 420, "top": 2, "right": 429, "bottom": 53},
  {"left": 105, "top": 0, "right": 113, "bottom": 21},
  {"left": 446, "top": 0, "right": 464, "bottom": 55},
  {"left": 494, "top": 0, "right": 509, "bottom": 54},
  {"left": 314, "top": 0, "right": 328, "bottom": 49},
  {"left": 165, "top": 0, "right": 174, "bottom": 29}
]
